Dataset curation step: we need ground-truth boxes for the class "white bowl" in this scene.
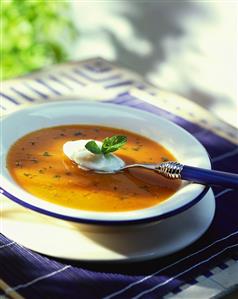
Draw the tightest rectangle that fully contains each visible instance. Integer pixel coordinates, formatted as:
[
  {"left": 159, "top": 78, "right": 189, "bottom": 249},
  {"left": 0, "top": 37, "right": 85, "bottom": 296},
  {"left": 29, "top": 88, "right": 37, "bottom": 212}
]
[{"left": 0, "top": 101, "right": 211, "bottom": 225}]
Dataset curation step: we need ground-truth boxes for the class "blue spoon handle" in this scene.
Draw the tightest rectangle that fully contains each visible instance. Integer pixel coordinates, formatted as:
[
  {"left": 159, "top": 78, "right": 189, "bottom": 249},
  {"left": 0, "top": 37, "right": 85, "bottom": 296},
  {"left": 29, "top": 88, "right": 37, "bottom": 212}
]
[
  {"left": 181, "top": 165, "right": 238, "bottom": 189},
  {"left": 155, "top": 162, "right": 238, "bottom": 189}
]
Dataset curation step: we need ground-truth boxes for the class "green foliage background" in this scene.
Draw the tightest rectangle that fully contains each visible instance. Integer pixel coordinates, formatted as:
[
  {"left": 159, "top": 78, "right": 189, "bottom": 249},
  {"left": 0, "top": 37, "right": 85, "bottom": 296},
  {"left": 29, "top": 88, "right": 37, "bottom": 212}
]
[{"left": 1, "top": 0, "right": 77, "bottom": 80}]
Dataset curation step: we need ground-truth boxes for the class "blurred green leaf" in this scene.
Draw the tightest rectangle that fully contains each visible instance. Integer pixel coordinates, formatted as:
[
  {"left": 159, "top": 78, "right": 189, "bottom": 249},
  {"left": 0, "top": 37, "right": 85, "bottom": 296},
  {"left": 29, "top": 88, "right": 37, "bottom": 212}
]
[{"left": 1, "top": 0, "right": 78, "bottom": 80}]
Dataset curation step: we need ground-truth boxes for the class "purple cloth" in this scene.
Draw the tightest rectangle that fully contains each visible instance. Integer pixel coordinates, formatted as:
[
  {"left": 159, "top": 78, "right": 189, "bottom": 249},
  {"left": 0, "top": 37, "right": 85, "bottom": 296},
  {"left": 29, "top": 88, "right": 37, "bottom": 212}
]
[{"left": 0, "top": 60, "right": 238, "bottom": 299}]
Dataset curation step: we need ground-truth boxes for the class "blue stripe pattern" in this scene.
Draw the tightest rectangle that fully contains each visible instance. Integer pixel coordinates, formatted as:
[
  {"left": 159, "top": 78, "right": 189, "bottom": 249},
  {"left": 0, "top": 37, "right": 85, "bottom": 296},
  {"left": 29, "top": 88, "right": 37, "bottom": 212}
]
[
  {"left": 48, "top": 75, "right": 74, "bottom": 91},
  {"left": 24, "top": 82, "right": 49, "bottom": 99},
  {"left": 73, "top": 68, "right": 121, "bottom": 82},
  {"left": 0, "top": 92, "right": 20, "bottom": 105},
  {"left": 35, "top": 79, "right": 62, "bottom": 96},
  {"left": 61, "top": 72, "right": 86, "bottom": 86},
  {"left": 0, "top": 58, "right": 237, "bottom": 299},
  {"left": 10, "top": 87, "right": 35, "bottom": 102},
  {"left": 0, "top": 104, "right": 6, "bottom": 110}
]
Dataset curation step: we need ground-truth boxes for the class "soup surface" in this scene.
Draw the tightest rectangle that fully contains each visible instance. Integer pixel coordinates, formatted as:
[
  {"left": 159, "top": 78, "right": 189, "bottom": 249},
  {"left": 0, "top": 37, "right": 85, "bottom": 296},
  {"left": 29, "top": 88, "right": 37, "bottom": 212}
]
[{"left": 7, "top": 125, "right": 180, "bottom": 212}]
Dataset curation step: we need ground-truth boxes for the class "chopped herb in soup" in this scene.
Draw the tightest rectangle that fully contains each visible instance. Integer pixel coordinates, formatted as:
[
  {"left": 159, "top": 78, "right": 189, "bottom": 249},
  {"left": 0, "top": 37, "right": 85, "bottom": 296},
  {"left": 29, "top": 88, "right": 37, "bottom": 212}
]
[{"left": 7, "top": 125, "right": 180, "bottom": 212}]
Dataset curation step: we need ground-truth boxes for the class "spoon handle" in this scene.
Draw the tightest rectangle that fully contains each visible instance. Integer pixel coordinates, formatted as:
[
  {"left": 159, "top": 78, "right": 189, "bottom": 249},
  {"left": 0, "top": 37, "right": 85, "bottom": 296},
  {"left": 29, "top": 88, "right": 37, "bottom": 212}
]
[
  {"left": 156, "top": 162, "right": 238, "bottom": 189},
  {"left": 181, "top": 165, "right": 238, "bottom": 189}
]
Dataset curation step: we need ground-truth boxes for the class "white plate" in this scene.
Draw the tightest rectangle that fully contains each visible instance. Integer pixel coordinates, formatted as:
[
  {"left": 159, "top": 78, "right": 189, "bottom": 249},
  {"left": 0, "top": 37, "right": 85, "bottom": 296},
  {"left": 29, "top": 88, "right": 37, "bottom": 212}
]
[
  {"left": 1, "top": 189, "right": 215, "bottom": 262},
  {"left": 1, "top": 101, "right": 211, "bottom": 224}
]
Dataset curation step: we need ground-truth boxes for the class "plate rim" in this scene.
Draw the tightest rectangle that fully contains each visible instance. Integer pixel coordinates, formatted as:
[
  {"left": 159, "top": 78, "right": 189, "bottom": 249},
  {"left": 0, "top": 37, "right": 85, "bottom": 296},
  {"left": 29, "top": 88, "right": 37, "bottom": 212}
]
[{"left": 1, "top": 188, "right": 215, "bottom": 261}]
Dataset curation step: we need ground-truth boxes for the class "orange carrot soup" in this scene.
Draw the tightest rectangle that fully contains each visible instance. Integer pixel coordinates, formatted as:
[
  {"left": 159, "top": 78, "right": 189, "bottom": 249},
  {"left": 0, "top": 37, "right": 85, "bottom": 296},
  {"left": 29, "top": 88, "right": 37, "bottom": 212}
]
[{"left": 7, "top": 125, "right": 180, "bottom": 212}]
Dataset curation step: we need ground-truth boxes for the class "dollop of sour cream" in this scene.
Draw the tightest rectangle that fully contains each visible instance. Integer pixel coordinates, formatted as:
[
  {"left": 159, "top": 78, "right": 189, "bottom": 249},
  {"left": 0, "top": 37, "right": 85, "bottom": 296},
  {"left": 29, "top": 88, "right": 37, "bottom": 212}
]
[{"left": 63, "top": 140, "right": 125, "bottom": 172}]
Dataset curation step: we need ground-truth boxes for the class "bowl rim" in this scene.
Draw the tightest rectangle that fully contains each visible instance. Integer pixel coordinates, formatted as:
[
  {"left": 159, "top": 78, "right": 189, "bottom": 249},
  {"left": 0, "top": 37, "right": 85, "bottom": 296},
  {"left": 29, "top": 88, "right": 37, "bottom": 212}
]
[
  {"left": 0, "top": 186, "right": 210, "bottom": 225},
  {"left": 0, "top": 100, "right": 211, "bottom": 225}
]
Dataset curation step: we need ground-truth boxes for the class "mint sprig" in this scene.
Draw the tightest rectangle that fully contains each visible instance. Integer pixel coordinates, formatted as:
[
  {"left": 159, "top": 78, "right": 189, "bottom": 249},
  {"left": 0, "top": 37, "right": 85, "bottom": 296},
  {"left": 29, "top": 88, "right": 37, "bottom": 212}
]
[
  {"left": 85, "top": 135, "right": 127, "bottom": 155},
  {"left": 101, "top": 135, "right": 127, "bottom": 154}
]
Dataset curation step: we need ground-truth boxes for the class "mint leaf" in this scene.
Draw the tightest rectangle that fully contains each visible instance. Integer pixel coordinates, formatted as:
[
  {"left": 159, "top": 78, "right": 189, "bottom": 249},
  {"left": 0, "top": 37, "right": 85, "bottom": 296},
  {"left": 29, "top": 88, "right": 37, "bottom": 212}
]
[
  {"left": 101, "top": 135, "right": 127, "bottom": 155},
  {"left": 85, "top": 135, "right": 127, "bottom": 155},
  {"left": 85, "top": 141, "right": 102, "bottom": 154}
]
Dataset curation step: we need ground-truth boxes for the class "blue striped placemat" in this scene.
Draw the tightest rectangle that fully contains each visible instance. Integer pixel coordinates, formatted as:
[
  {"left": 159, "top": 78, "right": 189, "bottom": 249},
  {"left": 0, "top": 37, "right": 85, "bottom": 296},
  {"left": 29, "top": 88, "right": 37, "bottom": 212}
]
[{"left": 0, "top": 58, "right": 237, "bottom": 299}]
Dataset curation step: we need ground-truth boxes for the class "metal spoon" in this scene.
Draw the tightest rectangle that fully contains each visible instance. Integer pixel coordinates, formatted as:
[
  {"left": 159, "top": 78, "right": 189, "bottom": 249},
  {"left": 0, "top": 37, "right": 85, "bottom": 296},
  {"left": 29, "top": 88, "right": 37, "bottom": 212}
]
[{"left": 96, "top": 161, "right": 238, "bottom": 189}]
